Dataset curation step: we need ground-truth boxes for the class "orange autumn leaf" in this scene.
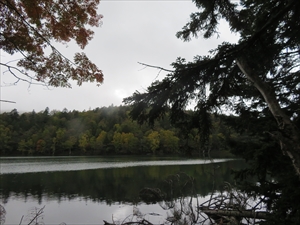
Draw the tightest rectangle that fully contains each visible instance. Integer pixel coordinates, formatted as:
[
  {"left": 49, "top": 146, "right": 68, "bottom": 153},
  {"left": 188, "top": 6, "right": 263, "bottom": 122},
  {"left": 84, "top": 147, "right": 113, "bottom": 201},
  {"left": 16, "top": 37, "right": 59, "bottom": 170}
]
[{"left": 0, "top": 0, "right": 103, "bottom": 87}]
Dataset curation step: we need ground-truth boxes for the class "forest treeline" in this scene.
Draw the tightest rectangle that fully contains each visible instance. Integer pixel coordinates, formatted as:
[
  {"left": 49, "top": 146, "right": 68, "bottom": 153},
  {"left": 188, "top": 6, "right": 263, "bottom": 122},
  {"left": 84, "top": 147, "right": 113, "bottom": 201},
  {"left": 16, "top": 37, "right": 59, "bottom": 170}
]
[{"left": 0, "top": 106, "right": 236, "bottom": 156}]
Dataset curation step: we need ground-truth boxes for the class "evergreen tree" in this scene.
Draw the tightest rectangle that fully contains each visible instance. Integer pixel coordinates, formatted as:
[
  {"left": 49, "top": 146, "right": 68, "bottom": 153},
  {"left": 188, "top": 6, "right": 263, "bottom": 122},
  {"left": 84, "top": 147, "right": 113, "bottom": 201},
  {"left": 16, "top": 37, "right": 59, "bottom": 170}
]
[{"left": 124, "top": 0, "right": 300, "bottom": 224}]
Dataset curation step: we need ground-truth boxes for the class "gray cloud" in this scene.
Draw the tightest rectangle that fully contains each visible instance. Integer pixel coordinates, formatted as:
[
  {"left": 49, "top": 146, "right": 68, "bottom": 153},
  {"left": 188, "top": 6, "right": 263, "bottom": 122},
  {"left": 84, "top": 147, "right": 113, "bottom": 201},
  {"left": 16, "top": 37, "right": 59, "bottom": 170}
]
[{"left": 0, "top": 1, "right": 238, "bottom": 113}]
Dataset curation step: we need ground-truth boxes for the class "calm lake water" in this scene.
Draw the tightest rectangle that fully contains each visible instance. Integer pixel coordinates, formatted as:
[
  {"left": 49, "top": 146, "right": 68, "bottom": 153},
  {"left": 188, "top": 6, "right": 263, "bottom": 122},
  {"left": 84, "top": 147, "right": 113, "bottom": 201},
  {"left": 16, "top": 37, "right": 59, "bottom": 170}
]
[{"left": 0, "top": 156, "right": 246, "bottom": 225}]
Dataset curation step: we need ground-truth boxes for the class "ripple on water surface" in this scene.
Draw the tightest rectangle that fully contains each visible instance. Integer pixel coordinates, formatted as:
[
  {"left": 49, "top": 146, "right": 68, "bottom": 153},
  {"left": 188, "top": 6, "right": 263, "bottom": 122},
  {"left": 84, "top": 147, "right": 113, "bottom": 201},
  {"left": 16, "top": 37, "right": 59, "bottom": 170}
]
[{"left": 0, "top": 157, "right": 234, "bottom": 174}]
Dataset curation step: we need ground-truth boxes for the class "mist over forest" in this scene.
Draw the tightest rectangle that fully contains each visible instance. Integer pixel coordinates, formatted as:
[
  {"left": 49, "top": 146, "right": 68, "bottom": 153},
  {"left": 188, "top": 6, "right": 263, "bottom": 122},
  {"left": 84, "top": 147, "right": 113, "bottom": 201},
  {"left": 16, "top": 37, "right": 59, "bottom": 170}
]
[{"left": 0, "top": 105, "right": 241, "bottom": 157}]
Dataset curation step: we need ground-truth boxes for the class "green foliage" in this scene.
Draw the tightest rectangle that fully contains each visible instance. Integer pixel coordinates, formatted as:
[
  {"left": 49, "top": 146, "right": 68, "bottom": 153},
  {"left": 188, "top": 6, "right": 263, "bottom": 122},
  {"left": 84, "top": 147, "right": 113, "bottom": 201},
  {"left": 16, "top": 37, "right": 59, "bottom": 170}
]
[
  {"left": 123, "top": 0, "right": 300, "bottom": 224},
  {"left": 124, "top": 0, "right": 300, "bottom": 151},
  {"left": 159, "top": 130, "right": 179, "bottom": 153},
  {"left": 94, "top": 131, "right": 107, "bottom": 152},
  {"left": 0, "top": 124, "right": 12, "bottom": 154},
  {"left": 0, "top": 106, "right": 236, "bottom": 156},
  {"left": 78, "top": 132, "right": 90, "bottom": 153},
  {"left": 146, "top": 130, "right": 160, "bottom": 154}
]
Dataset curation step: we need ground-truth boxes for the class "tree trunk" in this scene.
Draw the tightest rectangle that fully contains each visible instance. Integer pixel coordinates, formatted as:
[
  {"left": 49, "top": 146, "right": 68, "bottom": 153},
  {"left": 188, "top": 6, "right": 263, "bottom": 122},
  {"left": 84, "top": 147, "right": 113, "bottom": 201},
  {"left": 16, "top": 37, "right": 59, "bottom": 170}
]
[{"left": 236, "top": 57, "right": 300, "bottom": 179}]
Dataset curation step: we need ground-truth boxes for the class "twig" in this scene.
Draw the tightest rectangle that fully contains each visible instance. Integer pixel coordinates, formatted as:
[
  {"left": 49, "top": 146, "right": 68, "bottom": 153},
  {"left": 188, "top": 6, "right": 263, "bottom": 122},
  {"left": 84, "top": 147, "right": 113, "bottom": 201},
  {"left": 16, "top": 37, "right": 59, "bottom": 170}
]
[
  {"left": 27, "top": 205, "right": 45, "bottom": 225},
  {"left": 0, "top": 100, "right": 16, "bottom": 103},
  {"left": 138, "top": 62, "right": 174, "bottom": 73},
  {"left": 18, "top": 215, "right": 24, "bottom": 225}
]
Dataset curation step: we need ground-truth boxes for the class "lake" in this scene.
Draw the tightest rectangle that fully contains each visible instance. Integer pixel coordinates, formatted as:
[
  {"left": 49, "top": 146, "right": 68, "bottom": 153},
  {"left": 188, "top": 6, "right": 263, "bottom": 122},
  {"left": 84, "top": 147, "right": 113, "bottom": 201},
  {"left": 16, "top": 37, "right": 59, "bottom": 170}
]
[{"left": 0, "top": 156, "right": 246, "bottom": 225}]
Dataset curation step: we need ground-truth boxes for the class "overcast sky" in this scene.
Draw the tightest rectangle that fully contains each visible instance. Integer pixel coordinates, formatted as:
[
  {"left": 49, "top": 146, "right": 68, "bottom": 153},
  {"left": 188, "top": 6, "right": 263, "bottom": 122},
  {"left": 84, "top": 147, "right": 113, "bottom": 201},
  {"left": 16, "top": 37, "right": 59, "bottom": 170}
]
[{"left": 0, "top": 1, "right": 239, "bottom": 113}]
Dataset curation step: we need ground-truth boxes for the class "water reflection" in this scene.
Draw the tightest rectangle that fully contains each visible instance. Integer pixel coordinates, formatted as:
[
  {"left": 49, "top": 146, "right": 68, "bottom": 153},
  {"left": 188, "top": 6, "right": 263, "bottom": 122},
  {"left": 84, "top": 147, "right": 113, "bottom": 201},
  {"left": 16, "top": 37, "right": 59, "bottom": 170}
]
[
  {"left": 0, "top": 157, "right": 247, "bottom": 224},
  {"left": 0, "top": 158, "right": 245, "bottom": 204}
]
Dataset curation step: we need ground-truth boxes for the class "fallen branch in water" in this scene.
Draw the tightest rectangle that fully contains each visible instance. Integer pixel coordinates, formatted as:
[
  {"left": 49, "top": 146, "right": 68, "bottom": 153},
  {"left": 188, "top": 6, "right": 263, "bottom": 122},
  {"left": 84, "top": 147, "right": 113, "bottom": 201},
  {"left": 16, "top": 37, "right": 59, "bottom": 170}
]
[
  {"left": 199, "top": 206, "right": 269, "bottom": 220},
  {"left": 104, "top": 219, "right": 158, "bottom": 225}
]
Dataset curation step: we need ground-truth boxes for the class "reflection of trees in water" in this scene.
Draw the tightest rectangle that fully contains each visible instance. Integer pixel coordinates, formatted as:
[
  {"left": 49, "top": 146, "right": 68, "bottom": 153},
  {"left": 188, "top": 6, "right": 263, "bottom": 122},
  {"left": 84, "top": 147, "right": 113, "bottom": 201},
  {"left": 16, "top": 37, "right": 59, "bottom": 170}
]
[
  {"left": 0, "top": 160, "right": 246, "bottom": 204},
  {"left": 106, "top": 174, "right": 266, "bottom": 225}
]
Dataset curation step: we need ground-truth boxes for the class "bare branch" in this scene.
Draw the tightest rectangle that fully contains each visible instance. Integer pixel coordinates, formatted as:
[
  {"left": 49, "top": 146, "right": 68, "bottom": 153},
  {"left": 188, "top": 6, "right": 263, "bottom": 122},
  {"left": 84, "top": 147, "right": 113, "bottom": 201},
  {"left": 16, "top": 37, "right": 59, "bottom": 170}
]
[
  {"left": 18, "top": 215, "right": 23, "bottom": 225},
  {"left": 138, "top": 62, "right": 174, "bottom": 73},
  {"left": 27, "top": 205, "right": 45, "bottom": 225},
  {"left": 0, "top": 62, "right": 49, "bottom": 87},
  {"left": 0, "top": 100, "right": 16, "bottom": 103}
]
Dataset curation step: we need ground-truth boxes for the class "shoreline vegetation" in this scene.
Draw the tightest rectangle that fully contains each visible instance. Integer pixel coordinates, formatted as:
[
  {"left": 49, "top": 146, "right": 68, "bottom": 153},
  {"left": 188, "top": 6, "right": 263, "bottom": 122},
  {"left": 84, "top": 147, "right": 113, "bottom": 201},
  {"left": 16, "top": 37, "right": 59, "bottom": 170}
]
[{"left": 0, "top": 106, "right": 237, "bottom": 158}]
